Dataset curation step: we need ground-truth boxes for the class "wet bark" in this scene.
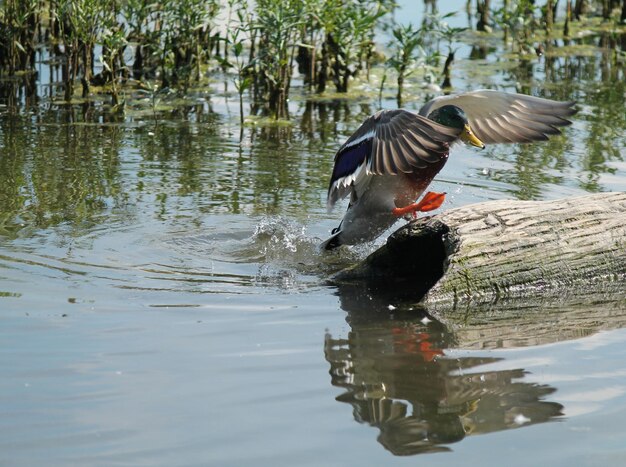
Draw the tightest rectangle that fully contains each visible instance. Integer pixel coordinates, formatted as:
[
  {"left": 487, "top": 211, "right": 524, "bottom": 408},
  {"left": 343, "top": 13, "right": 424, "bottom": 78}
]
[
  {"left": 441, "top": 51, "right": 455, "bottom": 89},
  {"left": 316, "top": 39, "right": 330, "bottom": 94},
  {"left": 573, "top": 0, "right": 586, "bottom": 19},
  {"left": 81, "top": 43, "right": 92, "bottom": 98},
  {"left": 476, "top": 0, "right": 491, "bottom": 31}
]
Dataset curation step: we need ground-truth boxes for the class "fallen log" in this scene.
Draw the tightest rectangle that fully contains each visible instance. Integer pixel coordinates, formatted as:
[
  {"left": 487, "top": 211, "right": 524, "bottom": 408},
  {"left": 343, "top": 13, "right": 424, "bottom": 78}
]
[{"left": 332, "top": 192, "right": 626, "bottom": 305}]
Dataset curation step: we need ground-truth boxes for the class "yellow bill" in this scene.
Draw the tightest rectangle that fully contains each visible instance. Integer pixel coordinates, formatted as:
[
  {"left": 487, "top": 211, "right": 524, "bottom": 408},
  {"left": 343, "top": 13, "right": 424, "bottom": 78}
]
[{"left": 461, "top": 124, "right": 485, "bottom": 149}]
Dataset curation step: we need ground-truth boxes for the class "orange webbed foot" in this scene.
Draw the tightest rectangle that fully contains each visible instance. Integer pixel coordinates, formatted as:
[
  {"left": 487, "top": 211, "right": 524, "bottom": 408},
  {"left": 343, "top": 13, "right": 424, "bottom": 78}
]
[
  {"left": 417, "top": 191, "right": 446, "bottom": 212},
  {"left": 392, "top": 192, "right": 447, "bottom": 217}
]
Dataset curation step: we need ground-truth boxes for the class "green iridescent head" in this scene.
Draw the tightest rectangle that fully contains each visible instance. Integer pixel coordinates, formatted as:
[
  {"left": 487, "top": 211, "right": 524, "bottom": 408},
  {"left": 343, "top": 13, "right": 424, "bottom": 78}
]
[
  {"left": 427, "top": 105, "right": 469, "bottom": 129},
  {"left": 428, "top": 105, "right": 485, "bottom": 149}
]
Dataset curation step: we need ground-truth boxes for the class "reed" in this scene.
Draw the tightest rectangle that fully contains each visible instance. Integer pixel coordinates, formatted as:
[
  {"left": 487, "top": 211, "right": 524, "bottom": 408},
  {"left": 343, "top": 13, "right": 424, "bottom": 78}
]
[
  {"left": 387, "top": 23, "right": 428, "bottom": 107},
  {"left": 0, "top": 1, "right": 624, "bottom": 115}
]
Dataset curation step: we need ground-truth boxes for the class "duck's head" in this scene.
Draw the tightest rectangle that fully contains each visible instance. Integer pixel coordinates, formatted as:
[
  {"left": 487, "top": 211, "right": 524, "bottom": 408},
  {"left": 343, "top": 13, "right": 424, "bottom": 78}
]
[{"left": 427, "top": 105, "right": 485, "bottom": 149}]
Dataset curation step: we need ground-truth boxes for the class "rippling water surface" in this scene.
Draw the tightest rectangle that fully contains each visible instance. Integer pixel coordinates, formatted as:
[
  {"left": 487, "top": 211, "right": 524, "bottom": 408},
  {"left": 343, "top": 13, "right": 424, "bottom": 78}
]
[{"left": 1, "top": 1, "right": 626, "bottom": 465}]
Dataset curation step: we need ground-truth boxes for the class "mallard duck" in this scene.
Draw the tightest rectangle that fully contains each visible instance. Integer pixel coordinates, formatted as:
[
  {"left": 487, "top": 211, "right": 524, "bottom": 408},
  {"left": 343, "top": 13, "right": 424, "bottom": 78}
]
[{"left": 322, "top": 90, "right": 576, "bottom": 250}]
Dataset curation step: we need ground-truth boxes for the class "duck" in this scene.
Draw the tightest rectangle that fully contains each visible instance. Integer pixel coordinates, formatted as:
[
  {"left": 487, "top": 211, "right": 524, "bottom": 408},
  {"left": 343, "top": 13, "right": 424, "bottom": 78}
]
[{"left": 321, "top": 90, "right": 576, "bottom": 250}]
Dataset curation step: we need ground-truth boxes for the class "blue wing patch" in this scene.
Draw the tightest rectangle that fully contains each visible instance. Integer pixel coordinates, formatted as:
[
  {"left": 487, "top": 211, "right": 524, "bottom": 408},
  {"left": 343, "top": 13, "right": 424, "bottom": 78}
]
[{"left": 329, "top": 139, "right": 372, "bottom": 187}]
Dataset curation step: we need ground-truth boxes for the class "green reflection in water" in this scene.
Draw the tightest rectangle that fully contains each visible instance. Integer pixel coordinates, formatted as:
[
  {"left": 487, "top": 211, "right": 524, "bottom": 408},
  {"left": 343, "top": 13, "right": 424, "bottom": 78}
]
[
  {"left": 0, "top": 115, "right": 125, "bottom": 237},
  {"left": 0, "top": 100, "right": 380, "bottom": 239}
]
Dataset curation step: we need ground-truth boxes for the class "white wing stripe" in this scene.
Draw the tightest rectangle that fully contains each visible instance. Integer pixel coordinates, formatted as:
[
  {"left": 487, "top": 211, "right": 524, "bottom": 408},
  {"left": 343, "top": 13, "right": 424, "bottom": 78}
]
[{"left": 343, "top": 129, "right": 376, "bottom": 149}]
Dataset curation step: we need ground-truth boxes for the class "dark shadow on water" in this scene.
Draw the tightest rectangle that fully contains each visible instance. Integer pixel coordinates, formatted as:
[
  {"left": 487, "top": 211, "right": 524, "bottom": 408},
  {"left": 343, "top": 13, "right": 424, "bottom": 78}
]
[{"left": 324, "top": 281, "right": 626, "bottom": 455}]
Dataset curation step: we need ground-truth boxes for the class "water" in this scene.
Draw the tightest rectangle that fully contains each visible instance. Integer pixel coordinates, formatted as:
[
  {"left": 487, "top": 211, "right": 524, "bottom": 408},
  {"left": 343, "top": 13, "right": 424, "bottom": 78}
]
[{"left": 1, "top": 3, "right": 626, "bottom": 466}]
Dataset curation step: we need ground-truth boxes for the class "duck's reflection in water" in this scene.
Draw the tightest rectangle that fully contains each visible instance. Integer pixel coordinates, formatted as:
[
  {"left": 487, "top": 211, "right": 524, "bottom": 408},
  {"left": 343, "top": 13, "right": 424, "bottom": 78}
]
[{"left": 325, "top": 283, "right": 563, "bottom": 455}]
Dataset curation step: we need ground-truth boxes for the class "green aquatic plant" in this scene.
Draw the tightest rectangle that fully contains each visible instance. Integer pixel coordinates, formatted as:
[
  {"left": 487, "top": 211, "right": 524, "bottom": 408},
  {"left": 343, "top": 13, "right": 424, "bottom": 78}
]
[
  {"left": 100, "top": 21, "right": 128, "bottom": 108},
  {"left": 387, "top": 23, "right": 425, "bottom": 107},
  {"left": 160, "top": 0, "right": 219, "bottom": 90},
  {"left": 252, "top": 0, "right": 304, "bottom": 119},
  {"left": 384, "top": 12, "right": 464, "bottom": 104},
  {"left": 436, "top": 13, "right": 467, "bottom": 88},
  {"left": 0, "top": 0, "right": 40, "bottom": 106},
  {"left": 492, "top": 0, "right": 541, "bottom": 54},
  {"left": 316, "top": 0, "right": 388, "bottom": 93},
  {"left": 294, "top": 0, "right": 325, "bottom": 90},
  {"left": 123, "top": 0, "right": 158, "bottom": 79},
  {"left": 0, "top": 0, "right": 39, "bottom": 75},
  {"left": 220, "top": 1, "right": 254, "bottom": 127},
  {"left": 232, "top": 35, "right": 252, "bottom": 127},
  {"left": 57, "top": 0, "right": 108, "bottom": 100},
  {"left": 1, "top": 0, "right": 624, "bottom": 119}
]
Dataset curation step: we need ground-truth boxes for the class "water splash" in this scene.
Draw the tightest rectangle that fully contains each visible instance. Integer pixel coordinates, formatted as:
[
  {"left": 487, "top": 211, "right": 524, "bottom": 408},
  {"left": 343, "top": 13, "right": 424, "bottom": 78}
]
[
  {"left": 164, "top": 215, "right": 373, "bottom": 293},
  {"left": 252, "top": 216, "right": 312, "bottom": 259},
  {"left": 248, "top": 216, "right": 367, "bottom": 289}
]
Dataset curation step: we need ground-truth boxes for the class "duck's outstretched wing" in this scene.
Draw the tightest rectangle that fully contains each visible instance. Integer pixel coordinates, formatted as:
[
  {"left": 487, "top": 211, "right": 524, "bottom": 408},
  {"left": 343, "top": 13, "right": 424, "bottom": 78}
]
[
  {"left": 418, "top": 89, "right": 576, "bottom": 145},
  {"left": 326, "top": 109, "right": 460, "bottom": 211}
]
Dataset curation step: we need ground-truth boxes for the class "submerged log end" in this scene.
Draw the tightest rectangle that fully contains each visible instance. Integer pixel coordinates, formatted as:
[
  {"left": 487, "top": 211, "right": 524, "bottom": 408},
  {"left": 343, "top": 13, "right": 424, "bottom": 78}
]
[
  {"left": 331, "top": 218, "right": 449, "bottom": 289},
  {"left": 332, "top": 192, "right": 626, "bottom": 305}
]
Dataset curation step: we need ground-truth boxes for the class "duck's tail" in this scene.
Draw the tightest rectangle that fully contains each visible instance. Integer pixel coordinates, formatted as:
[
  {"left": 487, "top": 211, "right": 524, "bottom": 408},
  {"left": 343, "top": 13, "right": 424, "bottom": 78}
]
[{"left": 320, "top": 225, "right": 343, "bottom": 251}]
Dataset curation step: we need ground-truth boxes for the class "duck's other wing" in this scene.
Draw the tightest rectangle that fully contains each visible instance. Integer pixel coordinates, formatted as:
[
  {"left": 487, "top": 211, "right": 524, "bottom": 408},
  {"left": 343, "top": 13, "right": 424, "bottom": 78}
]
[{"left": 418, "top": 89, "right": 576, "bottom": 145}]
